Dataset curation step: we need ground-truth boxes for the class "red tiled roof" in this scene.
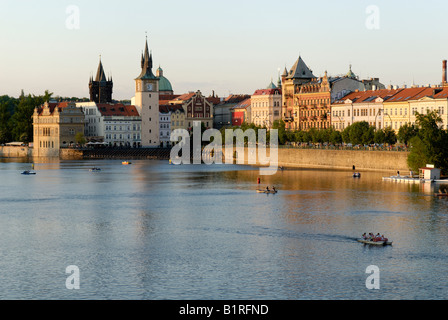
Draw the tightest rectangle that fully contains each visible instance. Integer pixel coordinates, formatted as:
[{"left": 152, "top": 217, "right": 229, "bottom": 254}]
[
  {"left": 36, "top": 101, "right": 73, "bottom": 115},
  {"left": 159, "top": 104, "right": 184, "bottom": 113},
  {"left": 252, "top": 88, "right": 281, "bottom": 96},
  {"left": 97, "top": 103, "right": 139, "bottom": 117},
  {"left": 232, "top": 98, "right": 251, "bottom": 110}
]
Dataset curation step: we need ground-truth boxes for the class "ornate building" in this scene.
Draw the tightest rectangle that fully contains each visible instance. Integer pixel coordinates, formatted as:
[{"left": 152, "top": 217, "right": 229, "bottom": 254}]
[
  {"left": 32, "top": 102, "right": 85, "bottom": 157},
  {"left": 293, "top": 72, "right": 331, "bottom": 130},
  {"left": 281, "top": 56, "right": 315, "bottom": 129},
  {"left": 89, "top": 58, "right": 113, "bottom": 103}
]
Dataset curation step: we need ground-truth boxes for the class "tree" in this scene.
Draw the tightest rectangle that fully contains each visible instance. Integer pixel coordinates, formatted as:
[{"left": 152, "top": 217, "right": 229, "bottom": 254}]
[
  {"left": 383, "top": 126, "right": 397, "bottom": 145},
  {"left": 397, "top": 123, "right": 418, "bottom": 146},
  {"left": 373, "top": 128, "right": 385, "bottom": 144},
  {"left": 407, "top": 111, "right": 448, "bottom": 173},
  {"left": 329, "top": 130, "right": 342, "bottom": 145},
  {"left": 75, "top": 132, "right": 86, "bottom": 145},
  {"left": 349, "top": 121, "right": 370, "bottom": 145}
]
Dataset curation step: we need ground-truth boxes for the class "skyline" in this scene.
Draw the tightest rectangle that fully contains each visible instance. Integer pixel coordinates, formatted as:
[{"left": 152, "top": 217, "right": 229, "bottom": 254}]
[{"left": 1, "top": 0, "right": 448, "bottom": 100}]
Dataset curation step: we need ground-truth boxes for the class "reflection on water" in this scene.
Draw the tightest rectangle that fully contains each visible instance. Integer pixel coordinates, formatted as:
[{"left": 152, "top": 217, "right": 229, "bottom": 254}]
[{"left": 0, "top": 159, "right": 447, "bottom": 299}]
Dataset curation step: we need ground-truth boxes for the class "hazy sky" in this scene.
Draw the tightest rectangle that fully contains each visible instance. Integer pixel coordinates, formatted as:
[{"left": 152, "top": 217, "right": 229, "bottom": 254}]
[{"left": 1, "top": 0, "right": 448, "bottom": 100}]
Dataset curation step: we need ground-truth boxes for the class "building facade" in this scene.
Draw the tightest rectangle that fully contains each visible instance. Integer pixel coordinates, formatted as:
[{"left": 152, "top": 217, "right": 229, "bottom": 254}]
[
  {"left": 32, "top": 102, "right": 85, "bottom": 157},
  {"left": 250, "top": 83, "right": 282, "bottom": 128},
  {"left": 231, "top": 98, "right": 251, "bottom": 127}
]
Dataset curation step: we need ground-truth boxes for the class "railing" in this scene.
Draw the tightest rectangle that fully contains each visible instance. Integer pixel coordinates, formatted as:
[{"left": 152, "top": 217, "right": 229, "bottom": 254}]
[{"left": 278, "top": 143, "right": 409, "bottom": 152}]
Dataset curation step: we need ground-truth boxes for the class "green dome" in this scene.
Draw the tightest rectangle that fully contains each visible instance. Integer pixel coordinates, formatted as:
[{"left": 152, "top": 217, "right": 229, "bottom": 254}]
[{"left": 157, "top": 67, "right": 173, "bottom": 92}]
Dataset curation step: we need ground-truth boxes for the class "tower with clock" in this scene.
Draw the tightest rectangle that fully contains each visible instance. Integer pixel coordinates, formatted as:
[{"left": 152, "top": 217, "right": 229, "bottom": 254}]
[{"left": 135, "top": 36, "right": 160, "bottom": 147}]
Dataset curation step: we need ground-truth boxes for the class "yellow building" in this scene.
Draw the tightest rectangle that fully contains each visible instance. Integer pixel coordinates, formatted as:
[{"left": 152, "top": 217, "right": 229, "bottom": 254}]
[
  {"left": 250, "top": 81, "right": 282, "bottom": 129},
  {"left": 383, "top": 87, "right": 431, "bottom": 131},
  {"left": 409, "top": 87, "right": 448, "bottom": 129},
  {"left": 293, "top": 72, "right": 331, "bottom": 130},
  {"left": 32, "top": 101, "right": 85, "bottom": 157}
]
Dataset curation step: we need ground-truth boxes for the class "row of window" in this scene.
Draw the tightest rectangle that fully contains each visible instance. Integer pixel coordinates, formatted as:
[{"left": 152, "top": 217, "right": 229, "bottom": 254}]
[{"left": 105, "top": 133, "right": 141, "bottom": 141}]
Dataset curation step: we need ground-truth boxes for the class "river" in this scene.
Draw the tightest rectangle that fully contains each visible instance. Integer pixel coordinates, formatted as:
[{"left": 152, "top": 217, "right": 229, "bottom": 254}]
[{"left": 0, "top": 158, "right": 447, "bottom": 299}]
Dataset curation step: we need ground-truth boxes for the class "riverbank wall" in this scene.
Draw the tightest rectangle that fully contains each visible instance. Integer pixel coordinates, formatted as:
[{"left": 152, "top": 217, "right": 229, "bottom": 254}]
[
  {"left": 222, "top": 147, "right": 410, "bottom": 173},
  {"left": 1, "top": 145, "right": 410, "bottom": 173}
]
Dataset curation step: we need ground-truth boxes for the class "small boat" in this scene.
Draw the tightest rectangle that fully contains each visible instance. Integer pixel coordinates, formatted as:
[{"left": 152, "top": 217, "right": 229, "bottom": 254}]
[
  {"left": 256, "top": 189, "right": 278, "bottom": 194},
  {"left": 357, "top": 239, "right": 392, "bottom": 246},
  {"left": 122, "top": 161, "right": 132, "bottom": 165},
  {"left": 434, "top": 193, "right": 448, "bottom": 197},
  {"left": 21, "top": 170, "right": 36, "bottom": 175},
  {"left": 353, "top": 172, "right": 361, "bottom": 178},
  {"left": 89, "top": 167, "right": 101, "bottom": 172}
]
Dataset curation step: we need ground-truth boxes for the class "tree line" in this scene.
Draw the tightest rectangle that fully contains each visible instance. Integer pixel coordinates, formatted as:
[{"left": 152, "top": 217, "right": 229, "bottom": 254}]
[{"left": 0, "top": 91, "right": 53, "bottom": 144}]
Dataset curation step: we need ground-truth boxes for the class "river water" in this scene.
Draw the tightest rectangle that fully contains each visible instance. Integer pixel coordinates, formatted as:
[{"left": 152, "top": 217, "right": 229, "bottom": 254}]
[{"left": 0, "top": 158, "right": 447, "bottom": 300}]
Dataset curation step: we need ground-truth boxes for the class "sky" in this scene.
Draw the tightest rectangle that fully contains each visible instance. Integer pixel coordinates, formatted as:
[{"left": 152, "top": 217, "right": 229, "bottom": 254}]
[{"left": 1, "top": 0, "right": 448, "bottom": 100}]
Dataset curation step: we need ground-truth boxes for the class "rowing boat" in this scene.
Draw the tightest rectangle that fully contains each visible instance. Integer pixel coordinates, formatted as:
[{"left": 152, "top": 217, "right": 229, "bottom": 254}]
[
  {"left": 357, "top": 239, "right": 392, "bottom": 246},
  {"left": 434, "top": 193, "right": 448, "bottom": 197},
  {"left": 21, "top": 170, "right": 36, "bottom": 175},
  {"left": 256, "top": 189, "right": 278, "bottom": 194}
]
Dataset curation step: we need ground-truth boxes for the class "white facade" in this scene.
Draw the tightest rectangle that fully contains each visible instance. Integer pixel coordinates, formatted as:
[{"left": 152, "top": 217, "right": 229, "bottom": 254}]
[
  {"left": 159, "top": 111, "right": 171, "bottom": 147},
  {"left": 76, "top": 102, "right": 142, "bottom": 147}
]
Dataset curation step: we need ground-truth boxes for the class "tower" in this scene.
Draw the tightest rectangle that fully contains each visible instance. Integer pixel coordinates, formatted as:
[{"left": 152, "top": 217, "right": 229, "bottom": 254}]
[
  {"left": 89, "top": 57, "right": 113, "bottom": 103},
  {"left": 134, "top": 37, "right": 160, "bottom": 147}
]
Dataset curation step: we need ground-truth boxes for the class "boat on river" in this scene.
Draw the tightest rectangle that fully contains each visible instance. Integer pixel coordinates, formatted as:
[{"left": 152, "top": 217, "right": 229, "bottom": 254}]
[
  {"left": 89, "top": 167, "right": 101, "bottom": 172},
  {"left": 357, "top": 239, "right": 392, "bottom": 246},
  {"left": 122, "top": 161, "right": 132, "bottom": 165},
  {"left": 21, "top": 170, "right": 36, "bottom": 175},
  {"left": 353, "top": 172, "right": 361, "bottom": 178},
  {"left": 256, "top": 189, "right": 278, "bottom": 194}
]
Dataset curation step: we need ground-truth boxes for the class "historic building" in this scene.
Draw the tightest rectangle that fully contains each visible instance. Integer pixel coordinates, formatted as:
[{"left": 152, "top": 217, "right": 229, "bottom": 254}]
[
  {"left": 231, "top": 98, "right": 251, "bottom": 127},
  {"left": 281, "top": 56, "right": 315, "bottom": 129},
  {"left": 168, "top": 91, "right": 214, "bottom": 129},
  {"left": 293, "top": 72, "right": 331, "bottom": 130},
  {"left": 89, "top": 58, "right": 113, "bottom": 103},
  {"left": 331, "top": 88, "right": 402, "bottom": 131},
  {"left": 409, "top": 87, "right": 448, "bottom": 129},
  {"left": 156, "top": 66, "right": 174, "bottom": 95},
  {"left": 32, "top": 102, "right": 85, "bottom": 157},
  {"left": 281, "top": 58, "right": 386, "bottom": 131},
  {"left": 250, "top": 81, "right": 282, "bottom": 129},
  {"left": 134, "top": 38, "right": 160, "bottom": 147},
  {"left": 159, "top": 104, "right": 185, "bottom": 147},
  {"left": 213, "top": 94, "right": 249, "bottom": 129}
]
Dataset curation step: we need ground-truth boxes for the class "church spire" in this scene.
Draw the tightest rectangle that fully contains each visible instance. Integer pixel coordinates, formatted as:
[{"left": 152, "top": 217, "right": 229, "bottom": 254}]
[
  {"left": 95, "top": 55, "right": 107, "bottom": 82},
  {"left": 136, "top": 36, "right": 156, "bottom": 80}
]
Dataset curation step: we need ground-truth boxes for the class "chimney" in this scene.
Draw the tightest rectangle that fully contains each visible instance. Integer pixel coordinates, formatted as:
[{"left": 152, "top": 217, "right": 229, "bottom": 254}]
[{"left": 443, "top": 60, "right": 447, "bottom": 84}]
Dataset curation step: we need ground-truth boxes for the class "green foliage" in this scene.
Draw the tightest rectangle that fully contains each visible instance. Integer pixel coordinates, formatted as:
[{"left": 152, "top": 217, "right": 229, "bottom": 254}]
[
  {"left": 407, "top": 111, "right": 448, "bottom": 173},
  {"left": 0, "top": 90, "right": 53, "bottom": 144},
  {"left": 397, "top": 123, "right": 418, "bottom": 146}
]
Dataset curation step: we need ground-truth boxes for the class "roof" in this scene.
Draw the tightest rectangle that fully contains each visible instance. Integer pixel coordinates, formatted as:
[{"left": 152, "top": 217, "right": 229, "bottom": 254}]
[
  {"left": 286, "top": 56, "right": 315, "bottom": 80},
  {"left": 156, "top": 67, "right": 173, "bottom": 92},
  {"left": 252, "top": 88, "right": 282, "bottom": 96},
  {"left": 232, "top": 98, "right": 251, "bottom": 110},
  {"left": 97, "top": 103, "right": 139, "bottom": 117},
  {"left": 136, "top": 38, "right": 157, "bottom": 80},
  {"left": 159, "top": 104, "right": 184, "bottom": 113},
  {"left": 36, "top": 101, "right": 75, "bottom": 116},
  {"left": 333, "top": 88, "right": 403, "bottom": 104}
]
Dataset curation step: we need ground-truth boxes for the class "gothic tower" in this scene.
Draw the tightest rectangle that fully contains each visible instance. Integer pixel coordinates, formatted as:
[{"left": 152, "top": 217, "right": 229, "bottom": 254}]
[
  {"left": 134, "top": 37, "right": 160, "bottom": 147},
  {"left": 89, "top": 57, "right": 113, "bottom": 103}
]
